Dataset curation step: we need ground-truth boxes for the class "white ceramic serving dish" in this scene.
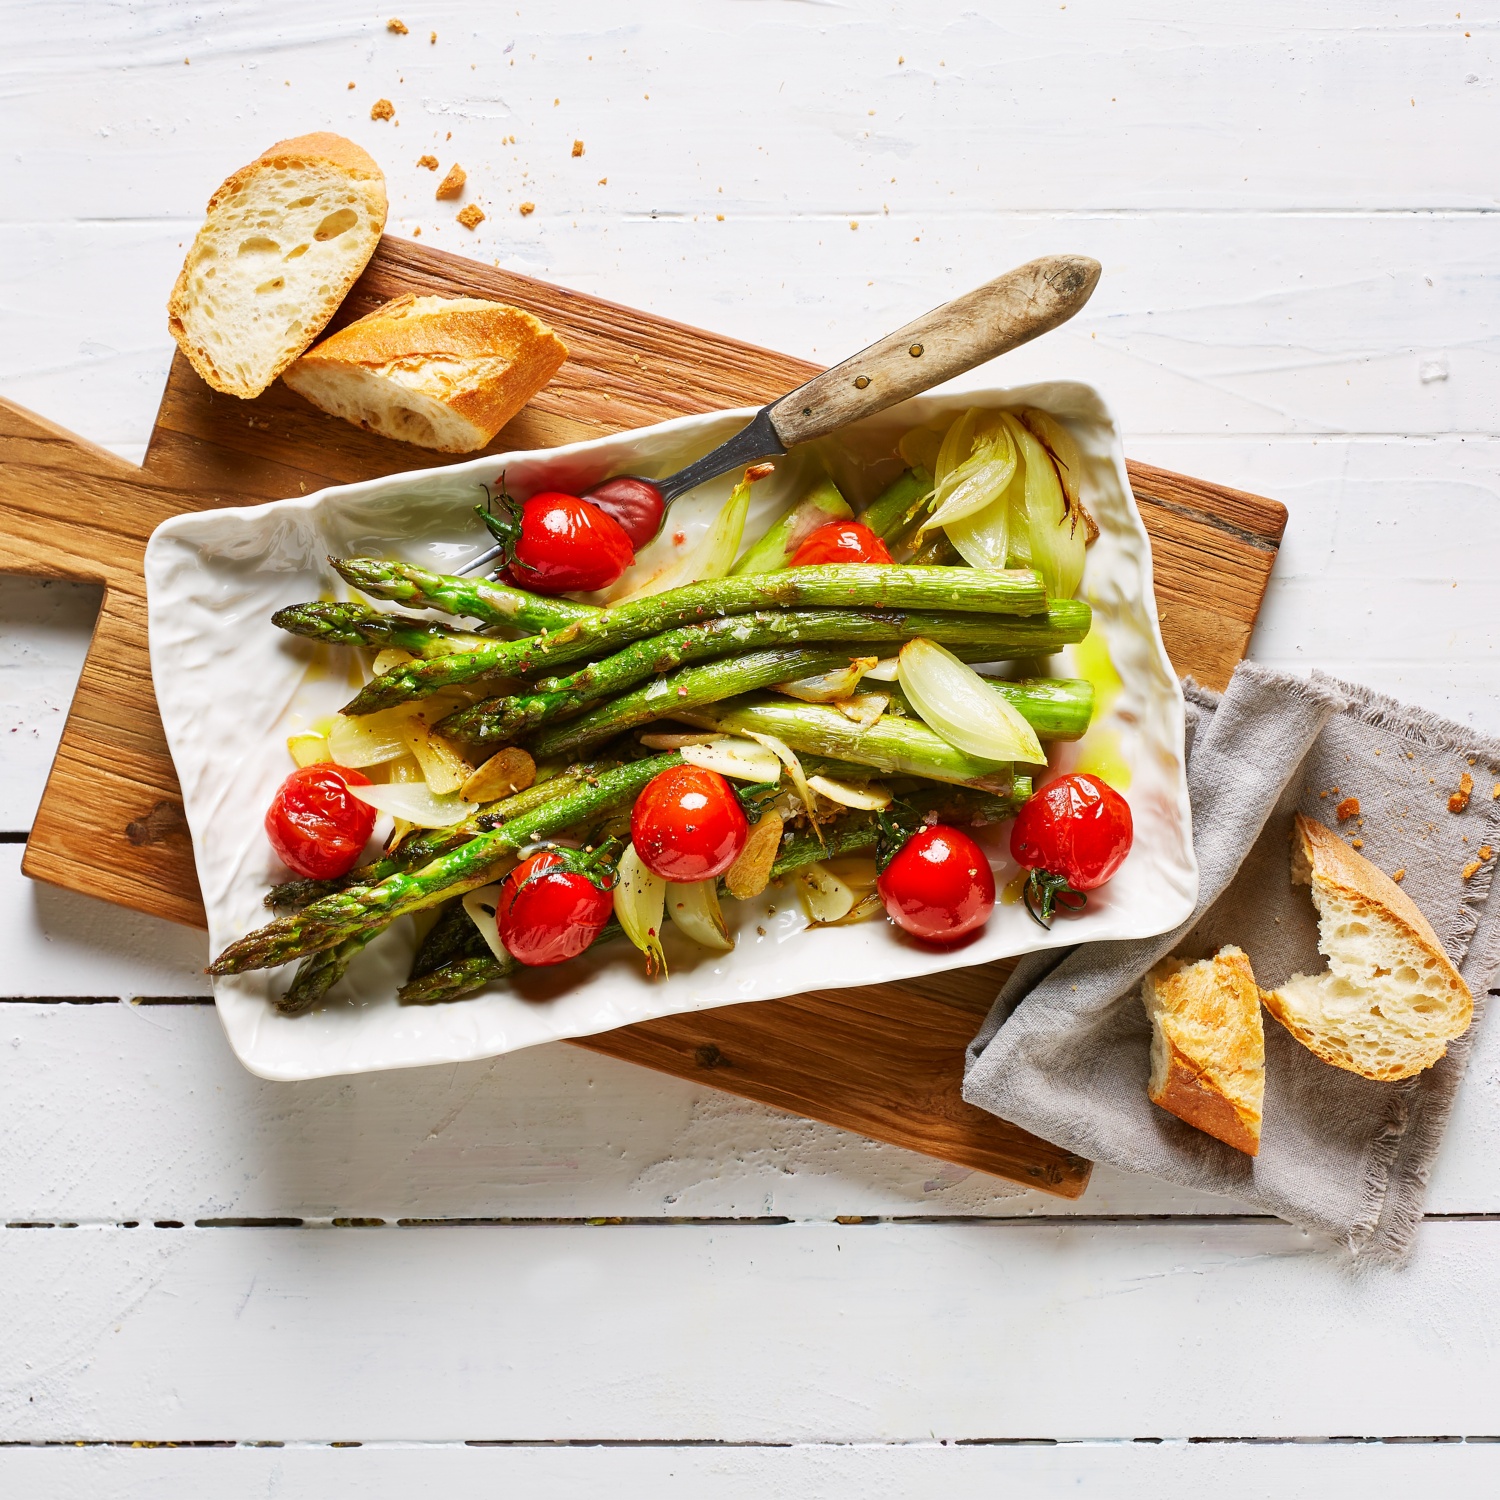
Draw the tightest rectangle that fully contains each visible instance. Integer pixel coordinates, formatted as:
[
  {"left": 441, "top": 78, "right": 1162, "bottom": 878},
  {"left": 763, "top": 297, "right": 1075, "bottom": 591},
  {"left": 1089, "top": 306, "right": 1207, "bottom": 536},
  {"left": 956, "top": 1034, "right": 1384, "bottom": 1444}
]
[{"left": 145, "top": 380, "right": 1197, "bottom": 1081}]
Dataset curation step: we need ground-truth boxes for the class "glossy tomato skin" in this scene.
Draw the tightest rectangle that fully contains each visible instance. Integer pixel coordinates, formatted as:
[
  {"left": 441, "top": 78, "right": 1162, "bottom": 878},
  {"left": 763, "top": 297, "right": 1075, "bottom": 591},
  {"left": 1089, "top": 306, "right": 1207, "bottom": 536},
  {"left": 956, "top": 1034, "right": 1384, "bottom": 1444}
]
[
  {"left": 790, "top": 520, "right": 893, "bottom": 568},
  {"left": 582, "top": 476, "right": 665, "bottom": 549},
  {"left": 630, "top": 765, "right": 749, "bottom": 882},
  {"left": 1010, "top": 773, "right": 1133, "bottom": 890},
  {"left": 265, "top": 764, "right": 376, "bottom": 880},
  {"left": 502, "top": 490, "right": 636, "bottom": 593},
  {"left": 877, "top": 824, "right": 996, "bottom": 943},
  {"left": 497, "top": 849, "right": 614, "bottom": 967}
]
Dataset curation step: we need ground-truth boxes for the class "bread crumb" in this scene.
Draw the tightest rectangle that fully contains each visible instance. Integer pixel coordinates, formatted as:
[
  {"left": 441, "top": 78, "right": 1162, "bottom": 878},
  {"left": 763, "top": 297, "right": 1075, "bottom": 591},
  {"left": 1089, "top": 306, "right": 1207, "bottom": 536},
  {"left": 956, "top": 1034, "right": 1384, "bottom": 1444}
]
[
  {"left": 430, "top": 30, "right": 437, "bottom": 43},
  {"left": 371, "top": 98, "right": 395, "bottom": 121},
  {"left": 1493, "top": 783, "right": 1500, "bottom": 799},
  {"left": 716, "top": 213, "right": 725, "bottom": 221},
  {"left": 436, "top": 163, "right": 466, "bottom": 199},
  {"left": 1480, "top": 845, "right": 1494, "bottom": 861},
  {"left": 1319, "top": 790, "right": 1327, "bottom": 799},
  {"left": 387, "top": 17, "right": 408, "bottom": 34},
  {"left": 1351, "top": 837, "right": 1364, "bottom": 849},
  {"left": 347, "top": 81, "right": 356, "bottom": 90},
  {"left": 411, "top": 225, "right": 420, "bottom": 236},
  {"left": 417, "top": 154, "right": 438, "bottom": 170},
  {"left": 456, "top": 203, "right": 485, "bottom": 229},
  {"left": 572, "top": 139, "right": 585, "bottom": 157},
  {"left": 1463, "top": 859, "right": 1482, "bottom": 882},
  {"left": 518, "top": 200, "right": 535, "bottom": 215},
  {"left": 1336, "top": 796, "right": 1360, "bottom": 822},
  {"left": 598, "top": 177, "right": 608, "bottom": 186},
  {"left": 1449, "top": 772, "right": 1474, "bottom": 814},
  {"left": 1392, "top": 868, "right": 1406, "bottom": 883}
]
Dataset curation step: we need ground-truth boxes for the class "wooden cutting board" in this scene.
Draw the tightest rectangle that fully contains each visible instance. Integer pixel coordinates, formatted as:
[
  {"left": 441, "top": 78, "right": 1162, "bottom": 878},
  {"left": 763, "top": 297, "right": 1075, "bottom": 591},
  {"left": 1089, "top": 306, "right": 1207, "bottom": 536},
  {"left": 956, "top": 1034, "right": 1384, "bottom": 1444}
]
[{"left": 0, "top": 235, "right": 1285, "bottom": 1198}]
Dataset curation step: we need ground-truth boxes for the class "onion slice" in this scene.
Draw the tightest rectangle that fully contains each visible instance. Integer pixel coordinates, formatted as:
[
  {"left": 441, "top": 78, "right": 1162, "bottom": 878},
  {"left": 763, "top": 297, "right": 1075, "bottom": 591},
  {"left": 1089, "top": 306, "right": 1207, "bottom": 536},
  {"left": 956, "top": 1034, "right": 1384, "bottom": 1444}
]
[
  {"left": 327, "top": 707, "right": 413, "bottom": 768},
  {"left": 741, "top": 729, "right": 818, "bottom": 832},
  {"left": 666, "top": 879, "right": 734, "bottom": 952},
  {"left": 614, "top": 843, "right": 668, "bottom": 976},
  {"left": 286, "top": 730, "right": 331, "bottom": 768},
  {"left": 681, "top": 737, "right": 784, "bottom": 783},
  {"left": 897, "top": 636, "right": 1045, "bottom": 764},
  {"left": 833, "top": 693, "right": 888, "bottom": 730},
  {"left": 461, "top": 881, "right": 514, "bottom": 963},
  {"left": 923, "top": 410, "right": 1018, "bottom": 533},
  {"left": 348, "top": 782, "right": 478, "bottom": 828},
  {"left": 806, "top": 774, "right": 891, "bottom": 811},
  {"left": 774, "top": 656, "right": 878, "bottom": 704},
  {"left": 862, "top": 657, "right": 900, "bottom": 683}
]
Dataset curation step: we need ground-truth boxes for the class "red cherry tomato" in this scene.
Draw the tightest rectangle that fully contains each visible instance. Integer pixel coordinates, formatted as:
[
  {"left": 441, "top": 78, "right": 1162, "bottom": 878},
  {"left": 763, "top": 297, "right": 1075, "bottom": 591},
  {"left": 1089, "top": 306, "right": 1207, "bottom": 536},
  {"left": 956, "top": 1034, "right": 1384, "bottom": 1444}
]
[
  {"left": 1009, "top": 773, "right": 1133, "bottom": 927},
  {"left": 502, "top": 490, "right": 636, "bottom": 593},
  {"left": 496, "top": 848, "right": 615, "bottom": 967},
  {"left": 264, "top": 764, "right": 376, "bottom": 880},
  {"left": 789, "top": 520, "right": 893, "bottom": 567},
  {"left": 630, "top": 765, "right": 749, "bottom": 882},
  {"left": 583, "top": 476, "right": 666, "bottom": 549},
  {"left": 877, "top": 824, "right": 996, "bottom": 944}
]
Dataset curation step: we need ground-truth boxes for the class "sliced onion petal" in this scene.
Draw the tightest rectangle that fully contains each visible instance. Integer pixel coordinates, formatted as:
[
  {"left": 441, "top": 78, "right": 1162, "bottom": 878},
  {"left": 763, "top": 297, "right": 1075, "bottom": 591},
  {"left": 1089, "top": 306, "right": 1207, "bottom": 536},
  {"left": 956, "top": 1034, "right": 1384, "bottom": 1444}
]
[
  {"left": 863, "top": 657, "right": 900, "bottom": 683},
  {"left": 348, "top": 782, "right": 478, "bottom": 828},
  {"left": 614, "top": 843, "right": 668, "bottom": 976},
  {"left": 821, "top": 890, "right": 886, "bottom": 927},
  {"left": 1004, "top": 412, "right": 1085, "bottom": 599},
  {"left": 924, "top": 412, "right": 1018, "bottom": 532},
  {"left": 806, "top": 774, "right": 891, "bottom": 811},
  {"left": 943, "top": 481, "right": 1013, "bottom": 569},
  {"left": 680, "top": 737, "right": 784, "bottom": 783},
  {"left": 742, "top": 729, "right": 818, "bottom": 834},
  {"left": 1019, "top": 408, "right": 1083, "bottom": 513},
  {"left": 795, "top": 863, "right": 856, "bottom": 924},
  {"left": 773, "top": 656, "right": 878, "bottom": 704},
  {"left": 461, "top": 881, "right": 514, "bottom": 963},
  {"left": 897, "top": 423, "right": 946, "bottom": 475},
  {"left": 287, "top": 730, "right": 331, "bottom": 768},
  {"left": 639, "top": 731, "right": 727, "bottom": 751},
  {"left": 897, "top": 636, "right": 1045, "bottom": 764},
  {"left": 665, "top": 879, "right": 735, "bottom": 952},
  {"left": 372, "top": 646, "right": 416, "bottom": 676},
  {"left": 327, "top": 707, "right": 413, "bottom": 768}
]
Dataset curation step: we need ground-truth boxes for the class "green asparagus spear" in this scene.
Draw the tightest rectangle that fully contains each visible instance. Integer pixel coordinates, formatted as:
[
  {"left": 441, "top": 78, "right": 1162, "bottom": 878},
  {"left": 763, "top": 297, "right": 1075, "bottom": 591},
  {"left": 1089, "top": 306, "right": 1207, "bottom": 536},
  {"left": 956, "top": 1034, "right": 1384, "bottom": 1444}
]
[
  {"left": 859, "top": 468, "right": 933, "bottom": 540},
  {"left": 344, "top": 570, "right": 1068, "bottom": 715},
  {"left": 731, "top": 477, "right": 851, "bottom": 574},
  {"left": 881, "top": 676, "right": 1095, "bottom": 741},
  {"left": 409, "top": 898, "right": 492, "bottom": 979},
  {"left": 400, "top": 951, "right": 520, "bottom": 1005},
  {"left": 676, "top": 695, "right": 1023, "bottom": 787},
  {"left": 271, "top": 602, "right": 497, "bottom": 659},
  {"left": 330, "top": 556, "right": 598, "bottom": 635},
  {"left": 277, "top": 931, "right": 374, "bottom": 1015},
  {"left": 435, "top": 606, "right": 1092, "bottom": 751},
  {"left": 211, "top": 753, "right": 684, "bottom": 975},
  {"left": 523, "top": 647, "right": 866, "bottom": 762}
]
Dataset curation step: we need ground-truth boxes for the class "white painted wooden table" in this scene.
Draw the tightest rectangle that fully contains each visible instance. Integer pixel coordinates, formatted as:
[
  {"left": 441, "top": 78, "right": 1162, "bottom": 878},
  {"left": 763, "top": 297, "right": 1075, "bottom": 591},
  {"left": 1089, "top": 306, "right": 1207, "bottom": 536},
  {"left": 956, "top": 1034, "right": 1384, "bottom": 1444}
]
[{"left": 3, "top": 3, "right": 1498, "bottom": 1493}]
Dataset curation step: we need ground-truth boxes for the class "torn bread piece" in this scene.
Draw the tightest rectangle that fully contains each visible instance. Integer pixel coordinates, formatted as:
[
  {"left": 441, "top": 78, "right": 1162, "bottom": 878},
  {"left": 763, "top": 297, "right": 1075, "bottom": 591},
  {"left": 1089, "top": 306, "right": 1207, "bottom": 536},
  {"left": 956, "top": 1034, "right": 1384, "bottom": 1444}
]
[
  {"left": 168, "top": 133, "right": 388, "bottom": 398},
  {"left": 1142, "top": 946, "right": 1265, "bottom": 1156},
  {"left": 283, "top": 293, "right": 567, "bottom": 452},
  {"left": 1263, "top": 814, "right": 1473, "bottom": 1082}
]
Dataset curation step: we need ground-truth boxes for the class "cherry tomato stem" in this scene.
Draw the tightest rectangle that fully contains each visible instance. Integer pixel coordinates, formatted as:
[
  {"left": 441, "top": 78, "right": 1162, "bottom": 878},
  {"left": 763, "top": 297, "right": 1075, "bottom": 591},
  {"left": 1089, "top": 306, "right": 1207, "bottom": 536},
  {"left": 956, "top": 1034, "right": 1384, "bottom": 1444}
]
[{"left": 503, "top": 491, "right": 636, "bottom": 594}]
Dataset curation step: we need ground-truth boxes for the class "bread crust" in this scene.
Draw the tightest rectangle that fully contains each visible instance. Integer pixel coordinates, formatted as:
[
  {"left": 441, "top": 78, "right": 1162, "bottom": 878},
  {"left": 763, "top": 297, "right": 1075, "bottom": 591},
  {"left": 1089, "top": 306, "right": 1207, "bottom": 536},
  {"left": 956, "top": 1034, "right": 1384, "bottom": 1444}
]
[
  {"left": 1262, "top": 814, "right": 1473, "bottom": 1081},
  {"left": 167, "top": 133, "right": 388, "bottom": 399},
  {"left": 1143, "top": 946, "right": 1264, "bottom": 1156},
  {"left": 285, "top": 294, "right": 568, "bottom": 451}
]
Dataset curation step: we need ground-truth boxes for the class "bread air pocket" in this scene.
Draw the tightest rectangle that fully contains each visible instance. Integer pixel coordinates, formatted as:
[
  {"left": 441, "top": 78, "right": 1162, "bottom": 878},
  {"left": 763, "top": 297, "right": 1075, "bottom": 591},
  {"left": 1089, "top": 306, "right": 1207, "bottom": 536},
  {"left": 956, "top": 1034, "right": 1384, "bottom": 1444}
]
[{"left": 1263, "top": 814, "right": 1474, "bottom": 1082}]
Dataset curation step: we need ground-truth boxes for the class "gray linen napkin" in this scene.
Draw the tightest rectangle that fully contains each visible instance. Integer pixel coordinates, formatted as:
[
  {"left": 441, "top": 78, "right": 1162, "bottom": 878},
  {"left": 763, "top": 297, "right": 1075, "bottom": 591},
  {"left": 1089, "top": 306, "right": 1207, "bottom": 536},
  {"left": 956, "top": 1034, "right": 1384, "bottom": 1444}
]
[{"left": 964, "top": 662, "right": 1500, "bottom": 1259}]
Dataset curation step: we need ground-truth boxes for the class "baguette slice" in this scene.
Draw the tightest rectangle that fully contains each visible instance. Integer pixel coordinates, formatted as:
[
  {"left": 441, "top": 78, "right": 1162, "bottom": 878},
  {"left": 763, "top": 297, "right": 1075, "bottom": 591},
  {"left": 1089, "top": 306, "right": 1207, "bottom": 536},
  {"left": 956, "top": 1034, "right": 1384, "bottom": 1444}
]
[
  {"left": 1263, "top": 814, "right": 1472, "bottom": 1081},
  {"left": 1142, "top": 946, "right": 1265, "bottom": 1155},
  {"left": 282, "top": 294, "right": 568, "bottom": 452},
  {"left": 168, "top": 133, "right": 387, "bottom": 399}
]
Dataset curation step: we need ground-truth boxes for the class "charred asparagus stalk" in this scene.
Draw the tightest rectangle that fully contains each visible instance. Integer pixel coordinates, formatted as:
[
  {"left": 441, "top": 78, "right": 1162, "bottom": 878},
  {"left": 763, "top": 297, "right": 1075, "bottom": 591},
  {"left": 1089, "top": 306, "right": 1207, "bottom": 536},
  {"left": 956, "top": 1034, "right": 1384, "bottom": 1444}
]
[
  {"left": 277, "top": 931, "right": 373, "bottom": 1015},
  {"left": 342, "top": 567, "right": 1062, "bottom": 715},
  {"left": 271, "top": 602, "right": 497, "bottom": 659},
  {"left": 330, "top": 556, "right": 598, "bottom": 635}
]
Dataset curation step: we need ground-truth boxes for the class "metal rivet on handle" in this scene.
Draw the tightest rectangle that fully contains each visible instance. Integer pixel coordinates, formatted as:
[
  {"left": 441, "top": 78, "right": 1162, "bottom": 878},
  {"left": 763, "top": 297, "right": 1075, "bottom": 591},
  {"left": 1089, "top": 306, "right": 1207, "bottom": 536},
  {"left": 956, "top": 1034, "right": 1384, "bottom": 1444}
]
[
  {"left": 909, "top": 343, "right": 924, "bottom": 357},
  {"left": 853, "top": 375, "right": 870, "bottom": 389}
]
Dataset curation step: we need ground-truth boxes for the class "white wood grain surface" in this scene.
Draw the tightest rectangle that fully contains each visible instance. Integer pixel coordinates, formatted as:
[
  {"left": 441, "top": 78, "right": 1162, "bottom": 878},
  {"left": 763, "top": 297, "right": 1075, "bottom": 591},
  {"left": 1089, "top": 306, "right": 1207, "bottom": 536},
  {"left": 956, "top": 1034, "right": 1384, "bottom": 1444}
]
[{"left": 3, "top": 1, "right": 1499, "bottom": 1491}]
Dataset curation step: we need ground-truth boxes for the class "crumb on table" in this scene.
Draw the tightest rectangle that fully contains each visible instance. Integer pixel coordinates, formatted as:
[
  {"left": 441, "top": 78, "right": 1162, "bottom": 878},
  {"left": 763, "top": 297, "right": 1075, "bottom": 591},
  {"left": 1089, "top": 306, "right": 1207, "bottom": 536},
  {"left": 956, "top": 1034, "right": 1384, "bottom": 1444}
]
[
  {"left": 1481, "top": 845, "right": 1495, "bottom": 861},
  {"left": 1463, "top": 859, "right": 1483, "bottom": 882},
  {"left": 456, "top": 203, "right": 485, "bottom": 229},
  {"left": 1351, "top": 837, "right": 1364, "bottom": 849},
  {"left": 387, "top": 17, "right": 408, "bottom": 34},
  {"left": 1449, "top": 772, "right": 1474, "bottom": 814},
  {"left": 572, "top": 139, "right": 585, "bottom": 156},
  {"left": 519, "top": 200, "right": 536, "bottom": 215},
  {"left": 1336, "top": 796, "right": 1360, "bottom": 822},
  {"left": 1392, "top": 868, "right": 1406, "bottom": 883},
  {"left": 436, "top": 163, "right": 466, "bottom": 199},
  {"left": 417, "top": 154, "right": 438, "bottom": 170},
  {"left": 371, "top": 98, "right": 395, "bottom": 121}
]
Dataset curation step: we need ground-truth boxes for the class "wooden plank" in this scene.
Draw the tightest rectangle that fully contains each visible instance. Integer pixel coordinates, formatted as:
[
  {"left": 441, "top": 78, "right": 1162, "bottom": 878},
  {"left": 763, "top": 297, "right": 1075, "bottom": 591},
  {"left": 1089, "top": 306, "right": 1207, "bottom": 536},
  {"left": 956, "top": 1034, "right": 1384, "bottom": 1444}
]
[
  {"left": 0, "top": 234, "right": 1285, "bottom": 1195},
  {"left": 0, "top": 1221, "right": 1494, "bottom": 1441}
]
